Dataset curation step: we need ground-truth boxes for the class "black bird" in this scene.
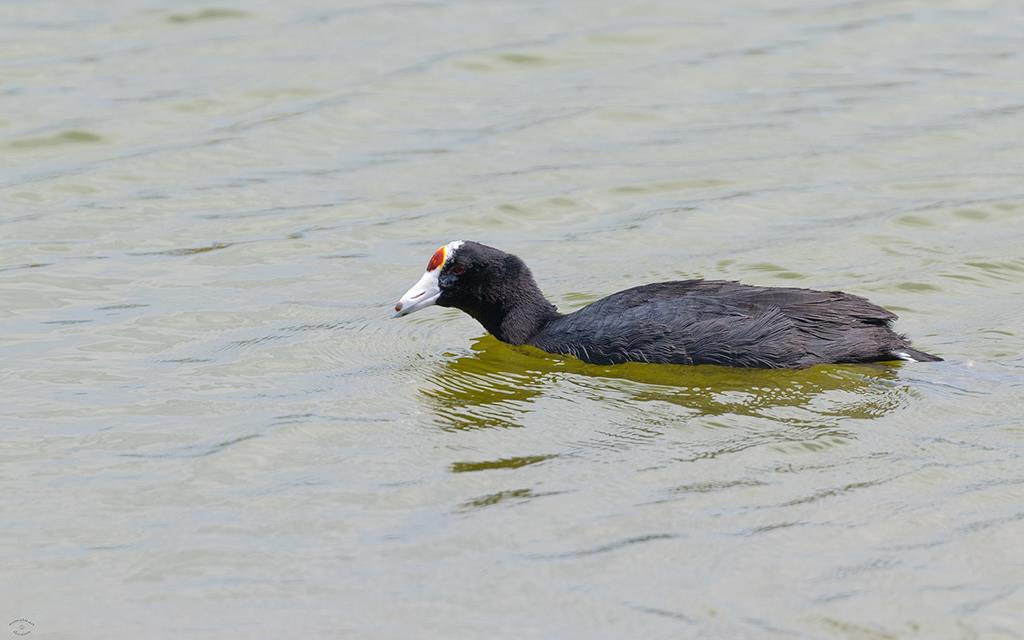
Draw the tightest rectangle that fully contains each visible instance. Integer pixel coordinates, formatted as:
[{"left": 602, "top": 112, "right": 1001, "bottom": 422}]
[{"left": 392, "top": 241, "right": 941, "bottom": 368}]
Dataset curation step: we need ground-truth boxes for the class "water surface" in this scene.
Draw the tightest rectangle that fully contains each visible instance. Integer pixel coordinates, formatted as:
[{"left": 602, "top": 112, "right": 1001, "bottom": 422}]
[{"left": 2, "top": 1, "right": 1024, "bottom": 637}]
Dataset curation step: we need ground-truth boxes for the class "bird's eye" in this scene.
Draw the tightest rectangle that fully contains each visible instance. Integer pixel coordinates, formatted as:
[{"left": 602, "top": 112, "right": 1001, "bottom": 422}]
[{"left": 451, "top": 264, "right": 466, "bottom": 276}]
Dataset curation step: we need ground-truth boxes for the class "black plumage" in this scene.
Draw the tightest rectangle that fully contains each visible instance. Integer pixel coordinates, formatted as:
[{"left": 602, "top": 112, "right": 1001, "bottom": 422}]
[{"left": 398, "top": 241, "right": 942, "bottom": 369}]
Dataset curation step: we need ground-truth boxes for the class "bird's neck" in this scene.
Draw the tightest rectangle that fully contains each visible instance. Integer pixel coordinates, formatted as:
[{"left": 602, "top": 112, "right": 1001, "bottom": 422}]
[{"left": 469, "top": 282, "right": 560, "bottom": 345}]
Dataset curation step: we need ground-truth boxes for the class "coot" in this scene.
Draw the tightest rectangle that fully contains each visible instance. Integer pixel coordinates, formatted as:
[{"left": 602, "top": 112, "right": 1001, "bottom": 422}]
[{"left": 392, "top": 241, "right": 941, "bottom": 368}]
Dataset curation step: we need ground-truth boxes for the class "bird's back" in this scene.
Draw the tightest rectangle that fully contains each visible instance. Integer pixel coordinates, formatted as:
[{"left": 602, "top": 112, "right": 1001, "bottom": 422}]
[{"left": 530, "top": 280, "right": 925, "bottom": 368}]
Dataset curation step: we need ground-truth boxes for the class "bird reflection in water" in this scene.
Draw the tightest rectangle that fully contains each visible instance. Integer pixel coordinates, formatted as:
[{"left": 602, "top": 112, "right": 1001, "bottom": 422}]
[
  {"left": 422, "top": 335, "right": 910, "bottom": 433},
  {"left": 426, "top": 335, "right": 913, "bottom": 511}
]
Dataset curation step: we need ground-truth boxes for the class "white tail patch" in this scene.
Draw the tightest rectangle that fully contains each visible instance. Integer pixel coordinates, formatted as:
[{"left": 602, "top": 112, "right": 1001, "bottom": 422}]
[{"left": 893, "top": 351, "right": 917, "bottom": 362}]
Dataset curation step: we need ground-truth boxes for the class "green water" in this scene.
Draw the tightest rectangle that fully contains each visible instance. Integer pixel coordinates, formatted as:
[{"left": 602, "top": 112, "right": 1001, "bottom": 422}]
[{"left": 2, "top": 1, "right": 1023, "bottom": 638}]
